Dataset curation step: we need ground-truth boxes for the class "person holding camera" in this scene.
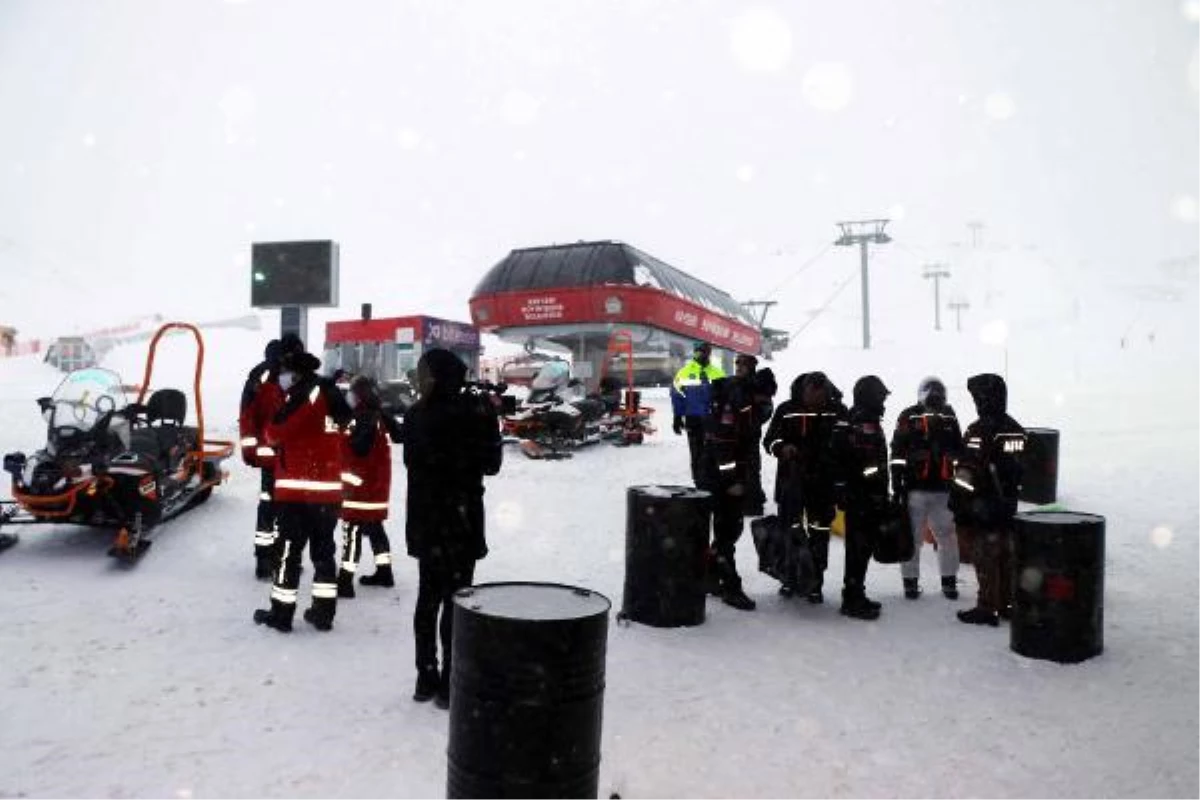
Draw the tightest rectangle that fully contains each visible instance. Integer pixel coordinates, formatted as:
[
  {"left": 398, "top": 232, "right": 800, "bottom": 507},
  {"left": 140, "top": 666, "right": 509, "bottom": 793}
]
[
  {"left": 403, "top": 348, "right": 502, "bottom": 708},
  {"left": 950, "top": 373, "right": 1026, "bottom": 626},
  {"left": 670, "top": 341, "right": 725, "bottom": 486}
]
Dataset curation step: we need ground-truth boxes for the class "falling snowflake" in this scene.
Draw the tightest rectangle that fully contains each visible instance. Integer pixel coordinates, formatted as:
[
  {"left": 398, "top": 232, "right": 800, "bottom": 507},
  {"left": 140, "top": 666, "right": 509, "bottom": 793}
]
[
  {"left": 979, "top": 319, "right": 1009, "bottom": 346},
  {"left": 81, "top": 133, "right": 97, "bottom": 148},
  {"left": 1150, "top": 526, "right": 1173, "bottom": 549},
  {"left": 730, "top": 8, "right": 794, "bottom": 73},
  {"left": 735, "top": 164, "right": 755, "bottom": 182},
  {"left": 395, "top": 128, "right": 422, "bottom": 150},
  {"left": 501, "top": 90, "right": 541, "bottom": 126},
  {"left": 802, "top": 62, "right": 854, "bottom": 112},
  {"left": 1172, "top": 195, "right": 1198, "bottom": 223},
  {"left": 983, "top": 92, "right": 1017, "bottom": 121}
]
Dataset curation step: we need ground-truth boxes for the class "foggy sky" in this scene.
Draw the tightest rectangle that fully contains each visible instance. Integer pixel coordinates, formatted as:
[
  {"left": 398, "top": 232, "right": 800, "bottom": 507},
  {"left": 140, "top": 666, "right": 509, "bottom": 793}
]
[{"left": 0, "top": 0, "right": 1196, "bottom": 339}]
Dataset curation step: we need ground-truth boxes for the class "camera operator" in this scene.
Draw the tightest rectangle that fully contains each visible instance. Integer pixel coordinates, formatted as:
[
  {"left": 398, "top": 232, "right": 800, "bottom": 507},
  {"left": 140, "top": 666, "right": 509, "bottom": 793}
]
[{"left": 403, "top": 349, "right": 503, "bottom": 709}]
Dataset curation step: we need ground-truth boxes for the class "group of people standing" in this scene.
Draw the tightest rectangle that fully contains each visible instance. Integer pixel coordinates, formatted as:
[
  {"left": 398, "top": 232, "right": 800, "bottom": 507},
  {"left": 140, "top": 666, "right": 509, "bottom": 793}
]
[
  {"left": 238, "top": 337, "right": 501, "bottom": 709},
  {"left": 671, "top": 340, "right": 1027, "bottom": 626}
]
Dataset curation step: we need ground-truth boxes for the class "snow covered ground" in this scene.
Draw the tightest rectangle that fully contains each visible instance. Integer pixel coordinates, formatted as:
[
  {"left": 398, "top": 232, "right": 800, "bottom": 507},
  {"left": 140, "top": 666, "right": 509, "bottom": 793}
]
[{"left": 0, "top": 295, "right": 1196, "bottom": 797}]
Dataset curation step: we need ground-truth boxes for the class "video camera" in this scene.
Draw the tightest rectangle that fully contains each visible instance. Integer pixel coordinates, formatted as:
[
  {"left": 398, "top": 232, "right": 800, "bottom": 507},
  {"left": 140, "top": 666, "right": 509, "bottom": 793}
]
[{"left": 465, "top": 380, "right": 518, "bottom": 416}]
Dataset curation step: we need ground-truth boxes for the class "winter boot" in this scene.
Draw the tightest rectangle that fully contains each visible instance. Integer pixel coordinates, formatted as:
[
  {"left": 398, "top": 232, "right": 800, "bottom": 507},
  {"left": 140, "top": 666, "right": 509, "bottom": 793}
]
[
  {"left": 253, "top": 600, "right": 295, "bottom": 633},
  {"left": 840, "top": 588, "right": 881, "bottom": 621},
  {"left": 337, "top": 570, "right": 356, "bottom": 599},
  {"left": 434, "top": 664, "right": 451, "bottom": 710},
  {"left": 998, "top": 603, "right": 1012, "bottom": 621},
  {"left": 413, "top": 666, "right": 439, "bottom": 703},
  {"left": 941, "top": 575, "right": 959, "bottom": 600},
  {"left": 957, "top": 606, "right": 999, "bottom": 626},
  {"left": 359, "top": 564, "right": 395, "bottom": 588},
  {"left": 806, "top": 579, "right": 825, "bottom": 604},
  {"left": 721, "top": 583, "right": 757, "bottom": 611},
  {"left": 303, "top": 596, "right": 336, "bottom": 632},
  {"left": 904, "top": 578, "right": 922, "bottom": 600},
  {"left": 778, "top": 584, "right": 795, "bottom": 598}
]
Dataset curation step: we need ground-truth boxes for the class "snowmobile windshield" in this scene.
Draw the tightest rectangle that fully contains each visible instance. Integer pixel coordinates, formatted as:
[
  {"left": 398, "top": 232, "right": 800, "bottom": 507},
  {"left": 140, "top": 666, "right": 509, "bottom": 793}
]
[
  {"left": 46, "top": 368, "right": 127, "bottom": 432},
  {"left": 530, "top": 361, "right": 570, "bottom": 391}
]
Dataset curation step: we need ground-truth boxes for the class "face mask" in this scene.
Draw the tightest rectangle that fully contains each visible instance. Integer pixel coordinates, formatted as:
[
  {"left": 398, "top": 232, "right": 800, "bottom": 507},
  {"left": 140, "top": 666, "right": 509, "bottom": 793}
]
[{"left": 278, "top": 371, "right": 296, "bottom": 392}]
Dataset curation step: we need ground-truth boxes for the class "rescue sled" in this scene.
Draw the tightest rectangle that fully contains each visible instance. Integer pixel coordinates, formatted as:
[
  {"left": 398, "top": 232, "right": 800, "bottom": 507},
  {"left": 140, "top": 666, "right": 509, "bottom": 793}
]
[{"left": 0, "top": 323, "right": 234, "bottom": 563}]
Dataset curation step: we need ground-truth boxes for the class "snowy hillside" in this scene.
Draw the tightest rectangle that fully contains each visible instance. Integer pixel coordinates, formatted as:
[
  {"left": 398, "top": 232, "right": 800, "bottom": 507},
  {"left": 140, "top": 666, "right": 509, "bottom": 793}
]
[{"left": 0, "top": 271, "right": 1196, "bottom": 799}]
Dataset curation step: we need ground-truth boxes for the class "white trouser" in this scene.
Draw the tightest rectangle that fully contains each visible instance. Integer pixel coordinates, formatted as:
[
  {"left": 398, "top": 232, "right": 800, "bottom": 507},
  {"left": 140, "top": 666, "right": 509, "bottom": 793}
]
[{"left": 901, "top": 490, "right": 959, "bottom": 581}]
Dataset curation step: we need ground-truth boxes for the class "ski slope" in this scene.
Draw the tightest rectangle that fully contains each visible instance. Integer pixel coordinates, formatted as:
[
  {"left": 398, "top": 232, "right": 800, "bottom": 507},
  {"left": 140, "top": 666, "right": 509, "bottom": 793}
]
[{"left": 0, "top": 292, "right": 1196, "bottom": 797}]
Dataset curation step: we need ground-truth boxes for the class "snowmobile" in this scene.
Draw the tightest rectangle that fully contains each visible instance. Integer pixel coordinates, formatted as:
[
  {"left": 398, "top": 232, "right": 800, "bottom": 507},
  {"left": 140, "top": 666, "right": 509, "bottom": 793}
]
[
  {"left": 0, "top": 323, "right": 234, "bottom": 562},
  {"left": 501, "top": 335, "right": 655, "bottom": 459}
]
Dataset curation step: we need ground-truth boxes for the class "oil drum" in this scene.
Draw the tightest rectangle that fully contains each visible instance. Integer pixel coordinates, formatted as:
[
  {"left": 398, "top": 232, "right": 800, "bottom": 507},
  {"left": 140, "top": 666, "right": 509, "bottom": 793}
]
[
  {"left": 1011, "top": 510, "right": 1104, "bottom": 663},
  {"left": 620, "top": 485, "right": 711, "bottom": 627},
  {"left": 447, "top": 582, "right": 611, "bottom": 798}
]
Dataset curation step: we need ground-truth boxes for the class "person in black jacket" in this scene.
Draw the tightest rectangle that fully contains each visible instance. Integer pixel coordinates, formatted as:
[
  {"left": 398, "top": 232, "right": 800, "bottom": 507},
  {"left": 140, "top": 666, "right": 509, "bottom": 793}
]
[
  {"left": 950, "top": 373, "right": 1026, "bottom": 626},
  {"left": 734, "top": 354, "right": 777, "bottom": 516},
  {"left": 403, "top": 348, "right": 502, "bottom": 708},
  {"left": 762, "top": 371, "right": 848, "bottom": 602},
  {"left": 890, "top": 376, "right": 964, "bottom": 600},
  {"left": 697, "top": 376, "right": 759, "bottom": 611},
  {"left": 830, "top": 375, "right": 892, "bottom": 620}
]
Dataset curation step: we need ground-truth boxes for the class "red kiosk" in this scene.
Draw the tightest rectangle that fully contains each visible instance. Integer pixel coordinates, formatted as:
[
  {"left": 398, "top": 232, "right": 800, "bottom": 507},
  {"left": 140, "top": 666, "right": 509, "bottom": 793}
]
[
  {"left": 469, "top": 240, "right": 762, "bottom": 386},
  {"left": 323, "top": 310, "right": 481, "bottom": 384}
]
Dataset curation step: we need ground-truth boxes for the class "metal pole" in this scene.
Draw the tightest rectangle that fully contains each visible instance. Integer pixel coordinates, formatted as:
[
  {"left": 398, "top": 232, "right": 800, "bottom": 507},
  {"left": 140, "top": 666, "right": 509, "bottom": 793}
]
[
  {"left": 933, "top": 275, "right": 943, "bottom": 331},
  {"left": 860, "top": 239, "right": 870, "bottom": 350}
]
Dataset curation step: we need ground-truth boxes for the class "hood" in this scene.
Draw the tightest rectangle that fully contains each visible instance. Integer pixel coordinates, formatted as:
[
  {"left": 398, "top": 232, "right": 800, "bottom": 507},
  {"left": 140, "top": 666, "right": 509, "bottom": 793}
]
[
  {"left": 918, "top": 375, "right": 947, "bottom": 409},
  {"left": 967, "top": 373, "right": 1007, "bottom": 416},
  {"left": 852, "top": 375, "right": 890, "bottom": 415},
  {"left": 420, "top": 348, "right": 467, "bottom": 392},
  {"left": 790, "top": 371, "right": 831, "bottom": 403}
]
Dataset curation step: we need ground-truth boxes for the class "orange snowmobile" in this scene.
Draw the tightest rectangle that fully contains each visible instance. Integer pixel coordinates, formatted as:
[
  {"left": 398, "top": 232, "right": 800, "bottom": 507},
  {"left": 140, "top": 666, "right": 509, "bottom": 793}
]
[{"left": 0, "top": 323, "right": 234, "bottom": 562}]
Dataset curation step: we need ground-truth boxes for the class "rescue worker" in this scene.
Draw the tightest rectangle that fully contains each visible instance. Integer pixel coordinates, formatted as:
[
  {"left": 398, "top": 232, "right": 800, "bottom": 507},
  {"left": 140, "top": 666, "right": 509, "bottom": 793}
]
[
  {"left": 404, "top": 349, "right": 502, "bottom": 708},
  {"left": 950, "top": 373, "right": 1026, "bottom": 626},
  {"left": 238, "top": 338, "right": 298, "bottom": 579},
  {"left": 698, "top": 376, "right": 759, "bottom": 611},
  {"left": 733, "top": 354, "right": 776, "bottom": 516},
  {"left": 336, "top": 376, "right": 404, "bottom": 598},
  {"left": 762, "top": 371, "right": 848, "bottom": 602},
  {"left": 670, "top": 341, "right": 725, "bottom": 486},
  {"left": 830, "top": 375, "right": 892, "bottom": 620},
  {"left": 253, "top": 346, "right": 352, "bottom": 633},
  {"left": 890, "top": 376, "right": 964, "bottom": 600}
]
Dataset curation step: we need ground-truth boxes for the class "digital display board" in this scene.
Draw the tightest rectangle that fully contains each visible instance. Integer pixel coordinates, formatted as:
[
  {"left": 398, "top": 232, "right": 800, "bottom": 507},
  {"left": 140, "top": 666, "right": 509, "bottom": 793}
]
[{"left": 250, "top": 240, "right": 339, "bottom": 307}]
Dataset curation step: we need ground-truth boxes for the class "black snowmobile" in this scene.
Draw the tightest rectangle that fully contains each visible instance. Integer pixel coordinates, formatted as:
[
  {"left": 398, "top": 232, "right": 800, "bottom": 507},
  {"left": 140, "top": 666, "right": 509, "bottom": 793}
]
[{"left": 0, "top": 323, "right": 234, "bottom": 562}]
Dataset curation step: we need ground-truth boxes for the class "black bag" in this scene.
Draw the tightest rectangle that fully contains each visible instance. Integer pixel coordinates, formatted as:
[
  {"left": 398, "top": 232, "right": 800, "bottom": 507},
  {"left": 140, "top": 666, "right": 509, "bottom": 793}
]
[
  {"left": 872, "top": 499, "right": 916, "bottom": 564},
  {"left": 751, "top": 514, "right": 817, "bottom": 593}
]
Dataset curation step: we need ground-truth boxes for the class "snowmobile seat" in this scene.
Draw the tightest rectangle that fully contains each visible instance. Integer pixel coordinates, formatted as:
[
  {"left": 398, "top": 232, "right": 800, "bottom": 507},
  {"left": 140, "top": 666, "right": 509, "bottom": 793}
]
[{"left": 147, "top": 389, "right": 187, "bottom": 426}]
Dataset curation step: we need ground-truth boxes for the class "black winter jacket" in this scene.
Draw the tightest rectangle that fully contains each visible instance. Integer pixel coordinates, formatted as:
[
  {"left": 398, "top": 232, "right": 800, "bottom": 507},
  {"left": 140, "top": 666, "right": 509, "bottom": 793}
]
[
  {"left": 889, "top": 403, "right": 963, "bottom": 493},
  {"left": 402, "top": 388, "right": 502, "bottom": 561}
]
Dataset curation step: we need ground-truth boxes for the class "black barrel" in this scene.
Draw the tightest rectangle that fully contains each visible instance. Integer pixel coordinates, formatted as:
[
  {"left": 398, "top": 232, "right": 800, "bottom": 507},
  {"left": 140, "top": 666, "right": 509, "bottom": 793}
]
[
  {"left": 621, "top": 485, "right": 711, "bottom": 627},
  {"left": 447, "top": 582, "right": 611, "bottom": 799},
  {"left": 1019, "top": 427, "right": 1060, "bottom": 505},
  {"left": 1011, "top": 511, "right": 1105, "bottom": 663}
]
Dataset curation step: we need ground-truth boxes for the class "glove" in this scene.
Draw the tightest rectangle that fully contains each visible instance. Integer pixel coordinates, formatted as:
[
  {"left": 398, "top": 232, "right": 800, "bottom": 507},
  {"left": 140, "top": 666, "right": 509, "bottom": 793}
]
[{"left": 672, "top": 415, "right": 683, "bottom": 435}]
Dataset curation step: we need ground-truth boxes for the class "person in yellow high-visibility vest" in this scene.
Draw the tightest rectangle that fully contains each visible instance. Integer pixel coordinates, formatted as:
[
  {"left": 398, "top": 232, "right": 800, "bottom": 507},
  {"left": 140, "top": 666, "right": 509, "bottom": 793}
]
[{"left": 670, "top": 341, "right": 725, "bottom": 485}]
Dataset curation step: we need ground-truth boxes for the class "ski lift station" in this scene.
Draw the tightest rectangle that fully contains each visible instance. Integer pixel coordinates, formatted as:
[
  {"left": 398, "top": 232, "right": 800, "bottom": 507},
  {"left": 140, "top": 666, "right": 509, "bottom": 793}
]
[{"left": 468, "top": 241, "right": 763, "bottom": 386}]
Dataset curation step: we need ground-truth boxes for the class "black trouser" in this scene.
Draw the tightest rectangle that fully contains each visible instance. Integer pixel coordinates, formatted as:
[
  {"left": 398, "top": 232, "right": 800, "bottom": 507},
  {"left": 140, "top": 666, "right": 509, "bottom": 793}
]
[
  {"left": 414, "top": 555, "right": 477, "bottom": 672},
  {"left": 339, "top": 520, "right": 392, "bottom": 574},
  {"left": 685, "top": 420, "right": 705, "bottom": 486},
  {"left": 271, "top": 502, "right": 340, "bottom": 620},
  {"left": 253, "top": 469, "right": 278, "bottom": 558},
  {"left": 710, "top": 489, "right": 746, "bottom": 590},
  {"left": 780, "top": 476, "right": 835, "bottom": 587},
  {"left": 745, "top": 440, "right": 766, "bottom": 514},
  {"left": 843, "top": 506, "right": 881, "bottom": 595}
]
